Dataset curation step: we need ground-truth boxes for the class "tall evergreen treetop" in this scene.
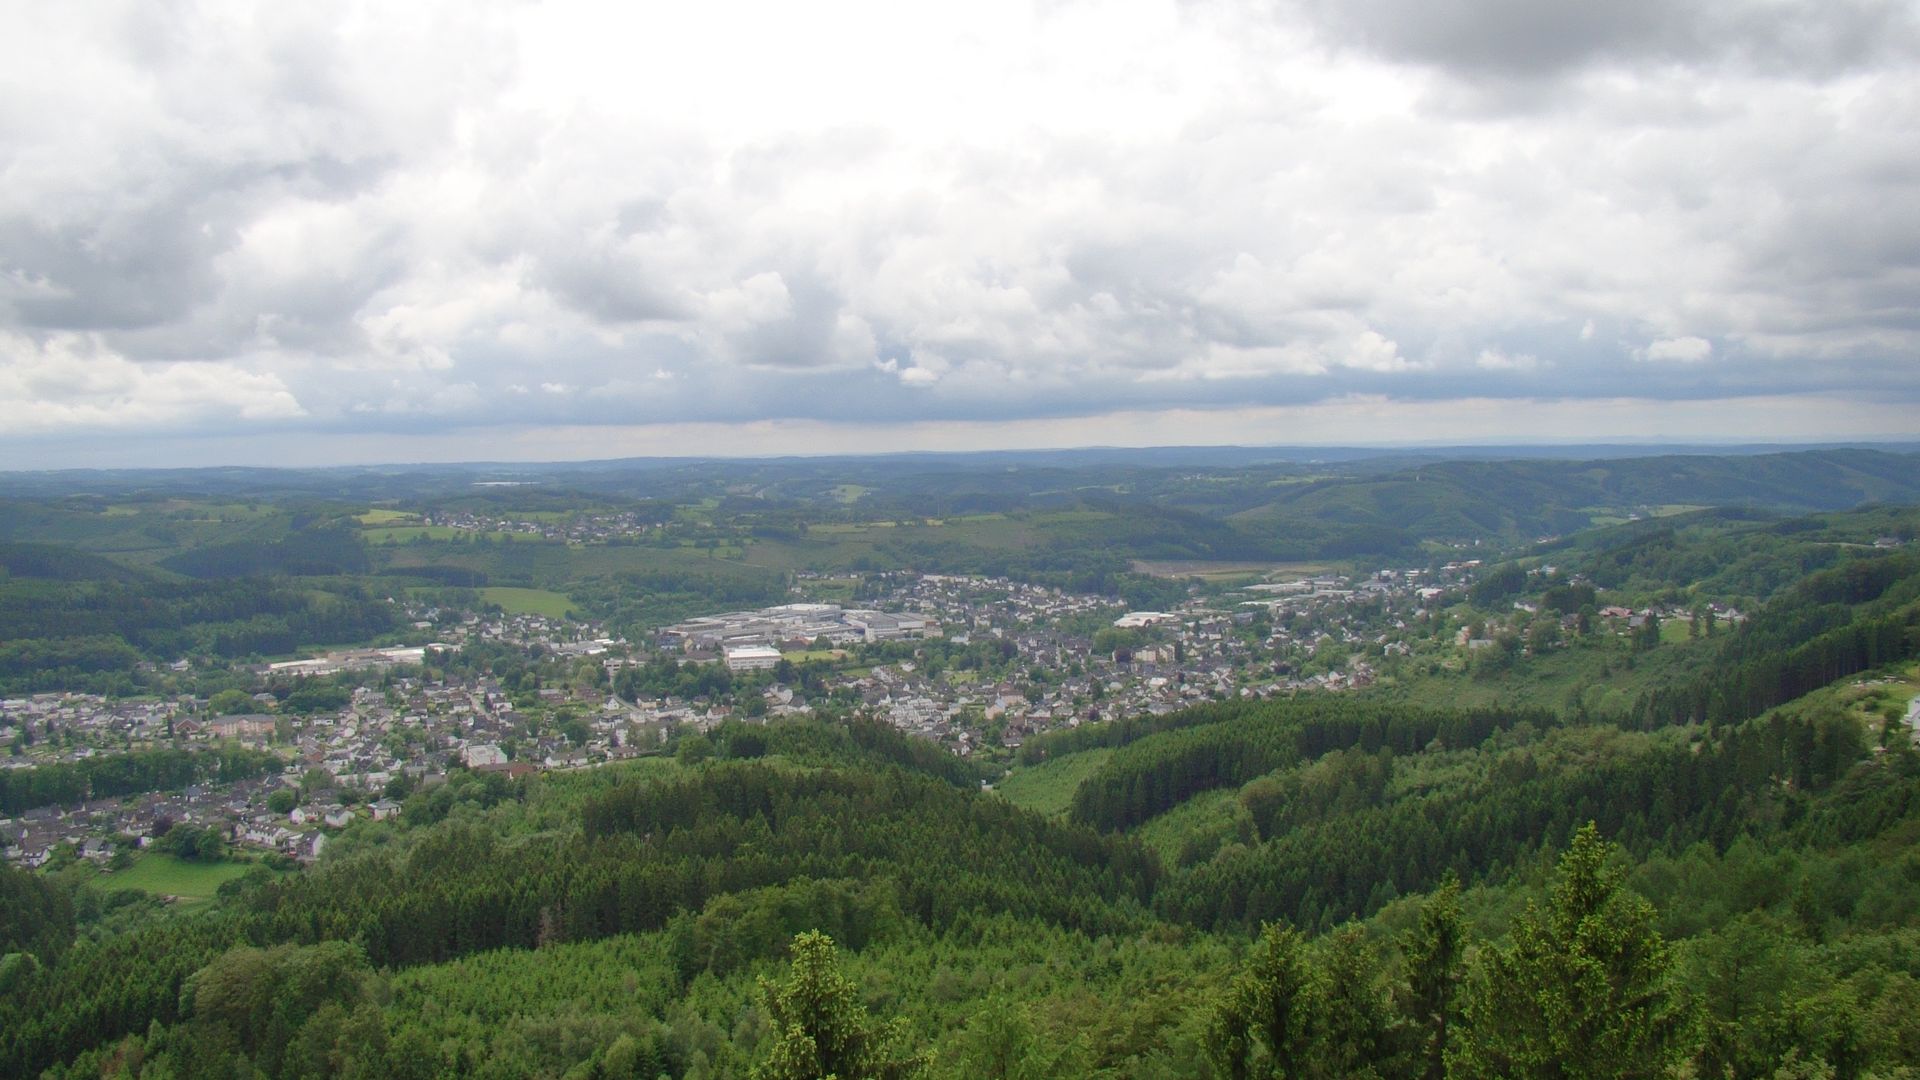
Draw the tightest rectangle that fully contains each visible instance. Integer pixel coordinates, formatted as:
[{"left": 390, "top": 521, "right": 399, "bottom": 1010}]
[
  {"left": 1206, "top": 922, "right": 1320, "bottom": 1080},
  {"left": 1449, "top": 823, "right": 1692, "bottom": 1080},
  {"left": 753, "top": 931, "right": 926, "bottom": 1080},
  {"left": 1398, "top": 873, "right": 1464, "bottom": 1080}
]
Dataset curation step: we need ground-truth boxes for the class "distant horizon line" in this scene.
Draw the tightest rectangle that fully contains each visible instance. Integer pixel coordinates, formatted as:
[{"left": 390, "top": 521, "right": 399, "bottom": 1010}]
[{"left": 4, "top": 437, "right": 1917, "bottom": 476}]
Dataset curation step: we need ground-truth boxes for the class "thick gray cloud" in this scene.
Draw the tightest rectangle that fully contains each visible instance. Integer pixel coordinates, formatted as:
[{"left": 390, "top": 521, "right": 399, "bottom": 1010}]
[
  {"left": 1287, "top": 0, "right": 1920, "bottom": 82},
  {"left": 0, "top": 0, "right": 1915, "bottom": 466}
]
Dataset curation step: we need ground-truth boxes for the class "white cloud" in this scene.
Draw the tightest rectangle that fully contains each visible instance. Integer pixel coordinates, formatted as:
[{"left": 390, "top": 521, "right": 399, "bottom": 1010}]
[
  {"left": 1638, "top": 335, "right": 1715, "bottom": 363},
  {"left": 705, "top": 273, "right": 793, "bottom": 328},
  {"left": 1148, "top": 344, "right": 1328, "bottom": 382},
  {"left": 0, "top": 332, "right": 304, "bottom": 433},
  {"left": 1341, "top": 330, "right": 1413, "bottom": 372},
  {"left": 1476, "top": 348, "right": 1539, "bottom": 371},
  {"left": 0, "top": 0, "right": 1915, "bottom": 462}
]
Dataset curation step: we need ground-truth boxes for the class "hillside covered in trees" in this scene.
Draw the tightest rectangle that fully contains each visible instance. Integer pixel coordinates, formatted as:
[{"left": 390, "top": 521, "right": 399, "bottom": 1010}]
[
  {"left": 6, "top": 651, "right": 1920, "bottom": 1076},
  {"left": 3, "top": 452, "right": 1920, "bottom": 1078}
]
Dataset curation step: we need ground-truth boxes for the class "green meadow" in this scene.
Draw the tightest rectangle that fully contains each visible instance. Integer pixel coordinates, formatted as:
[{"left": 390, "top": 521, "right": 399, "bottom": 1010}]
[
  {"left": 92, "top": 854, "right": 256, "bottom": 905},
  {"left": 479, "top": 587, "right": 577, "bottom": 619}
]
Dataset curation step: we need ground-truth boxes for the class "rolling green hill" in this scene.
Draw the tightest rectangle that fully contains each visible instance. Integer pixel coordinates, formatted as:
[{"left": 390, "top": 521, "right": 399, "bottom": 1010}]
[
  {"left": 1229, "top": 449, "right": 1920, "bottom": 546},
  {"left": 10, "top": 634, "right": 1920, "bottom": 1078}
]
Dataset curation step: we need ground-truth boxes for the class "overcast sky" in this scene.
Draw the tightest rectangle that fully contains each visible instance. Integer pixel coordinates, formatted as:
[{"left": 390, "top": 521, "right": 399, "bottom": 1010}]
[{"left": 3, "top": 0, "right": 1917, "bottom": 468}]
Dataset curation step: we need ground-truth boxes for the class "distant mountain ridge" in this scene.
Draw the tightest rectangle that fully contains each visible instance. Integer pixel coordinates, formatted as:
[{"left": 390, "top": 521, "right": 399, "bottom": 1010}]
[
  {"left": 1222, "top": 448, "right": 1920, "bottom": 544},
  {"left": 1, "top": 441, "right": 1916, "bottom": 493},
  {"left": 1, "top": 447, "right": 1915, "bottom": 562}
]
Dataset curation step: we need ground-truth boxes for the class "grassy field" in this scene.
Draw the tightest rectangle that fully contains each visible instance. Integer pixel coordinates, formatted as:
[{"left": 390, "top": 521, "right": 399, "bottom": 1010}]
[
  {"left": 92, "top": 853, "right": 256, "bottom": 905},
  {"left": 1838, "top": 661, "right": 1920, "bottom": 741},
  {"left": 363, "top": 525, "right": 467, "bottom": 543},
  {"left": 356, "top": 508, "right": 419, "bottom": 525},
  {"left": 1580, "top": 504, "right": 1711, "bottom": 528},
  {"left": 363, "top": 526, "right": 531, "bottom": 544},
  {"left": 992, "top": 748, "right": 1112, "bottom": 818},
  {"left": 1130, "top": 559, "right": 1339, "bottom": 581},
  {"left": 795, "top": 576, "right": 860, "bottom": 602},
  {"left": 781, "top": 649, "right": 850, "bottom": 663},
  {"left": 481, "top": 587, "right": 576, "bottom": 619},
  {"left": 808, "top": 521, "right": 902, "bottom": 534},
  {"left": 1893, "top": 662, "right": 1920, "bottom": 707}
]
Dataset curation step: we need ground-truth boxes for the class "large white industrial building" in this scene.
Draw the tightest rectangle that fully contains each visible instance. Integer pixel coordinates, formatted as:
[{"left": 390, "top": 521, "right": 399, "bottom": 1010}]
[{"left": 663, "top": 603, "right": 934, "bottom": 654}]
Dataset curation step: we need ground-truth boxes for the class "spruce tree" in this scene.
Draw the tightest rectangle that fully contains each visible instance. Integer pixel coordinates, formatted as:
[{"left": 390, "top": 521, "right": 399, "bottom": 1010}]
[
  {"left": 753, "top": 932, "right": 925, "bottom": 1080},
  {"left": 1317, "top": 926, "right": 1393, "bottom": 1079},
  {"left": 1449, "top": 823, "right": 1692, "bottom": 1079},
  {"left": 1206, "top": 922, "right": 1318, "bottom": 1080},
  {"left": 1397, "top": 873, "right": 1463, "bottom": 1080}
]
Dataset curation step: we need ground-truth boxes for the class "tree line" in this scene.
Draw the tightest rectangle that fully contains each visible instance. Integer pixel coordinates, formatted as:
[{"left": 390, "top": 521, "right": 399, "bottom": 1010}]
[
  {"left": 0, "top": 745, "right": 281, "bottom": 815},
  {"left": 1068, "top": 700, "right": 1553, "bottom": 832}
]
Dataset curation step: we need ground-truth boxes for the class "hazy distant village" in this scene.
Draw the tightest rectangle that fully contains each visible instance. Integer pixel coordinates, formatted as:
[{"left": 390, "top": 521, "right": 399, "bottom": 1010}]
[{"left": 1, "top": 560, "right": 1738, "bottom": 872}]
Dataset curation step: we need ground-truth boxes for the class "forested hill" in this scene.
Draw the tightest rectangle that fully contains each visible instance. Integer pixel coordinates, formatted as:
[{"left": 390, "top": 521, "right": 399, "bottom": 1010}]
[
  {"left": 8, "top": 648, "right": 1920, "bottom": 1076},
  {"left": 4, "top": 447, "right": 1917, "bottom": 547},
  {"left": 1221, "top": 448, "right": 1920, "bottom": 543},
  {"left": 1, "top": 449, "right": 1916, "bottom": 676},
  {"left": 0, "top": 541, "right": 396, "bottom": 696}
]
